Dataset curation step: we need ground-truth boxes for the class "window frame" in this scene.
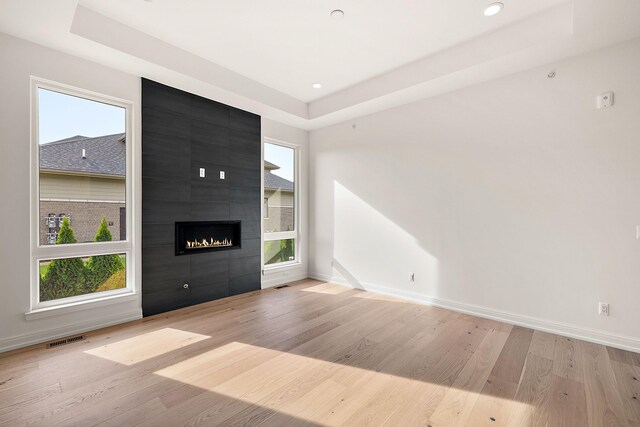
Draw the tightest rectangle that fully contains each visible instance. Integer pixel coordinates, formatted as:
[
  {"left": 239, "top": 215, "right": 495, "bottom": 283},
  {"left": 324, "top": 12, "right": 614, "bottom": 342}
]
[
  {"left": 262, "top": 137, "right": 299, "bottom": 269},
  {"left": 30, "top": 77, "right": 135, "bottom": 311}
]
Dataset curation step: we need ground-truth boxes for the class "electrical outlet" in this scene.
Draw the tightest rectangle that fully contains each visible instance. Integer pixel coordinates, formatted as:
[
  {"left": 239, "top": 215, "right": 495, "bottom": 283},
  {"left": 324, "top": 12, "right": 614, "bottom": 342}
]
[
  {"left": 409, "top": 272, "right": 415, "bottom": 282},
  {"left": 599, "top": 302, "right": 610, "bottom": 316},
  {"left": 597, "top": 92, "right": 614, "bottom": 109}
]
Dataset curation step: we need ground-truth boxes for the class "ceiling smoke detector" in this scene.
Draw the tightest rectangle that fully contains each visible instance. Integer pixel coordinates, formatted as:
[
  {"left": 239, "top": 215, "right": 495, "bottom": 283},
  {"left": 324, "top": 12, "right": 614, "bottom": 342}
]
[
  {"left": 330, "top": 9, "right": 345, "bottom": 20},
  {"left": 483, "top": 2, "right": 503, "bottom": 16},
  {"left": 312, "top": 83, "right": 323, "bottom": 89}
]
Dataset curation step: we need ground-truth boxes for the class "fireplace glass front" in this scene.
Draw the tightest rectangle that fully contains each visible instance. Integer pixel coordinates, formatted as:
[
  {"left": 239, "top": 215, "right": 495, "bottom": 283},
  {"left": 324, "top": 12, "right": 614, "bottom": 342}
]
[{"left": 175, "top": 221, "right": 241, "bottom": 255}]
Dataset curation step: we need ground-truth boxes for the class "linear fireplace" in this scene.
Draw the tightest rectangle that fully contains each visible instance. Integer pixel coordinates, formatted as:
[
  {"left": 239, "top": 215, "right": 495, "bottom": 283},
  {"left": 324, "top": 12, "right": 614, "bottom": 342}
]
[{"left": 175, "top": 221, "right": 241, "bottom": 256}]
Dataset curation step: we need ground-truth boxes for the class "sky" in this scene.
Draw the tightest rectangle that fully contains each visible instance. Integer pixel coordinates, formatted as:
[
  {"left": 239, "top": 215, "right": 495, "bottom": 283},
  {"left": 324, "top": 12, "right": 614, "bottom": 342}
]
[
  {"left": 264, "top": 142, "right": 294, "bottom": 182},
  {"left": 39, "top": 87, "right": 295, "bottom": 183},
  {"left": 38, "top": 88, "right": 125, "bottom": 144}
]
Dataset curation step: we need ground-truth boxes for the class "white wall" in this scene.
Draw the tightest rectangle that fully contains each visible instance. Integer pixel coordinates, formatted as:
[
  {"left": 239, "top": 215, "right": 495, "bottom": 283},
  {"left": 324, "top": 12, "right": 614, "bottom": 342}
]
[
  {"left": 309, "top": 38, "right": 640, "bottom": 351},
  {"left": 261, "top": 119, "right": 309, "bottom": 287},
  {"left": 0, "top": 33, "right": 142, "bottom": 351},
  {"left": 0, "top": 33, "right": 309, "bottom": 352}
]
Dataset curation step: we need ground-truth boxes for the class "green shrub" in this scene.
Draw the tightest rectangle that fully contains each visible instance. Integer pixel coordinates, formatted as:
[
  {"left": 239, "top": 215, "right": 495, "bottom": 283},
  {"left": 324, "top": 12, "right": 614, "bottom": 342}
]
[
  {"left": 86, "top": 216, "right": 124, "bottom": 291},
  {"left": 40, "top": 217, "right": 86, "bottom": 301}
]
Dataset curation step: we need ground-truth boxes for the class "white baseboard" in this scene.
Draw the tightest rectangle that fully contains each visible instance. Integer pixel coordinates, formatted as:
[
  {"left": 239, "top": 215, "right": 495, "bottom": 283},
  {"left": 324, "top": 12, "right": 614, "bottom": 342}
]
[
  {"left": 309, "top": 272, "right": 640, "bottom": 353},
  {"left": 0, "top": 309, "right": 142, "bottom": 353},
  {"left": 262, "top": 270, "right": 309, "bottom": 289}
]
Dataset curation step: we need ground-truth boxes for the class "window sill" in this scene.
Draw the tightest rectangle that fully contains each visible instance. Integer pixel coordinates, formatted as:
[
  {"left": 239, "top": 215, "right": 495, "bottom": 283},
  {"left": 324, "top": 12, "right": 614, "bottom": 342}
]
[
  {"left": 25, "top": 292, "right": 139, "bottom": 321},
  {"left": 263, "top": 261, "right": 302, "bottom": 272}
]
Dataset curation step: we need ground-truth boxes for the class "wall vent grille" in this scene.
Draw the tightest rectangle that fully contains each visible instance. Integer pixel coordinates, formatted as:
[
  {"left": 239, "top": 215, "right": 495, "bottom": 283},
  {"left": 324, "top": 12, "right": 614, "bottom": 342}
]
[{"left": 46, "top": 335, "right": 85, "bottom": 349}]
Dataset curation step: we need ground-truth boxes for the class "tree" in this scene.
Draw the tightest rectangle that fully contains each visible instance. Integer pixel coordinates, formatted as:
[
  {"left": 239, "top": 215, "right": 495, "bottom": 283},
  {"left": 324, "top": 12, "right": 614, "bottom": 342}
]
[
  {"left": 280, "top": 225, "right": 294, "bottom": 261},
  {"left": 264, "top": 238, "right": 295, "bottom": 264},
  {"left": 40, "top": 217, "right": 86, "bottom": 301},
  {"left": 280, "top": 238, "right": 294, "bottom": 261},
  {"left": 93, "top": 215, "right": 114, "bottom": 242},
  {"left": 86, "top": 216, "right": 124, "bottom": 291}
]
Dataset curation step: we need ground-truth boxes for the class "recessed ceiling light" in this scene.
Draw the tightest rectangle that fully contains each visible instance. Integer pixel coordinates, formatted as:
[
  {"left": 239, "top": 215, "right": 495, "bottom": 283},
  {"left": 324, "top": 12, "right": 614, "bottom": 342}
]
[
  {"left": 330, "top": 9, "right": 345, "bottom": 20},
  {"left": 312, "top": 83, "right": 323, "bottom": 89},
  {"left": 483, "top": 2, "right": 503, "bottom": 16}
]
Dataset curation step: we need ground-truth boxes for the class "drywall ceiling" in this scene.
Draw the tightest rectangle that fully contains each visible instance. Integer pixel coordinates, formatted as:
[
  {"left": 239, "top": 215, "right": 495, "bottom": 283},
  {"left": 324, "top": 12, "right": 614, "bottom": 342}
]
[
  {"left": 0, "top": 0, "right": 639, "bottom": 130},
  {"left": 78, "top": 0, "right": 566, "bottom": 103}
]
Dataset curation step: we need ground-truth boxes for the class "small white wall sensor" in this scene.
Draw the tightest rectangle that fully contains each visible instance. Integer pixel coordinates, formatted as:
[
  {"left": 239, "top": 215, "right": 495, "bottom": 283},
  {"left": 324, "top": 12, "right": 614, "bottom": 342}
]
[
  {"left": 220, "top": 171, "right": 225, "bottom": 179},
  {"left": 597, "top": 92, "right": 614, "bottom": 109},
  {"left": 199, "top": 168, "right": 205, "bottom": 178}
]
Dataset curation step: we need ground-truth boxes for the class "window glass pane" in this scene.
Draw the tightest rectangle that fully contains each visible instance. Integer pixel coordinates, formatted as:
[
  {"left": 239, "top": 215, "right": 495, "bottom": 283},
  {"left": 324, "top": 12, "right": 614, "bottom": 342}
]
[
  {"left": 264, "top": 239, "right": 295, "bottom": 265},
  {"left": 38, "top": 88, "right": 126, "bottom": 245},
  {"left": 39, "top": 253, "right": 126, "bottom": 302},
  {"left": 264, "top": 143, "right": 294, "bottom": 233}
]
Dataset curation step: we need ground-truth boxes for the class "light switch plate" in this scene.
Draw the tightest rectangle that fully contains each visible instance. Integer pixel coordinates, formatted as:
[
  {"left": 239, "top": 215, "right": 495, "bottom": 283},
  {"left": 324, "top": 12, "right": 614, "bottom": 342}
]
[
  {"left": 220, "top": 171, "right": 225, "bottom": 179},
  {"left": 199, "top": 168, "right": 205, "bottom": 178}
]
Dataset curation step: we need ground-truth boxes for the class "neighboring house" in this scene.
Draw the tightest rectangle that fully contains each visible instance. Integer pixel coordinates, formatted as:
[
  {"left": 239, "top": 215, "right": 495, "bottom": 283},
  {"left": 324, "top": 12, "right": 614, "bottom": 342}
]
[
  {"left": 39, "top": 133, "right": 126, "bottom": 245},
  {"left": 263, "top": 160, "right": 294, "bottom": 233},
  {"left": 40, "top": 136, "right": 288, "bottom": 245}
]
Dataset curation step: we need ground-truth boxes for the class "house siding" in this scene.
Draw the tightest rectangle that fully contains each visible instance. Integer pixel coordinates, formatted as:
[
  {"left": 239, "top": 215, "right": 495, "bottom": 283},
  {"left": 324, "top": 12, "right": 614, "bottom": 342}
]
[
  {"left": 40, "top": 173, "right": 125, "bottom": 202},
  {"left": 264, "top": 188, "right": 293, "bottom": 233}
]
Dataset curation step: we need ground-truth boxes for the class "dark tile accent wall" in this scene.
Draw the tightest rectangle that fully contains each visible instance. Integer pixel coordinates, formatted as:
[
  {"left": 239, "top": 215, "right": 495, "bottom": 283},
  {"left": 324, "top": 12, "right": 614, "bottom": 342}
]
[{"left": 142, "top": 79, "right": 261, "bottom": 317}]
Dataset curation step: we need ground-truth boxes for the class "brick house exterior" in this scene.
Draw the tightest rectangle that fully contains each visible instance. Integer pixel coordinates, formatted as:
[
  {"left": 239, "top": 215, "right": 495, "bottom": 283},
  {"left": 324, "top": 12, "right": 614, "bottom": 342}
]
[{"left": 39, "top": 134, "right": 126, "bottom": 245}]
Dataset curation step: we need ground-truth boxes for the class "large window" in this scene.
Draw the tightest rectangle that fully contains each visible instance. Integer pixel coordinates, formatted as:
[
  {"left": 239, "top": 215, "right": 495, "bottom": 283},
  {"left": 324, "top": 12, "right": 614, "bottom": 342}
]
[
  {"left": 31, "top": 79, "right": 133, "bottom": 309},
  {"left": 263, "top": 140, "right": 297, "bottom": 267}
]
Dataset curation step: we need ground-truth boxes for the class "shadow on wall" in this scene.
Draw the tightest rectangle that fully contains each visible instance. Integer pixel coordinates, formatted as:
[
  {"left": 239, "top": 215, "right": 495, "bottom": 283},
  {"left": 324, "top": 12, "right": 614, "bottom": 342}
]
[
  {"left": 331, "top": 259, "right": 364, "bottom": 290},
  {"left": 332, "top": 180, "right": 439, "bottom": 295},
  {"left": 317, "top": 131, "right": 585, "bottom": 315}
]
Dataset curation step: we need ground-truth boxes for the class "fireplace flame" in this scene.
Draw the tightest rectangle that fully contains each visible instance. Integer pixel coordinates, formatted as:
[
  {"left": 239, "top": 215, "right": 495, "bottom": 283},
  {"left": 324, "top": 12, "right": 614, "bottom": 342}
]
[{"left": 185, "top": 237, "right": 232, "bottom": 249}]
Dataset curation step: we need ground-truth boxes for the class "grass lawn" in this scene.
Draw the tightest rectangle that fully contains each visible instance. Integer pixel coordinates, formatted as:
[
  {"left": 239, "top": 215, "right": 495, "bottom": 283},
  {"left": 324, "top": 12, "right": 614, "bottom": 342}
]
[{"left": 96, "top": 269, "right": 126, "bottom": 292}]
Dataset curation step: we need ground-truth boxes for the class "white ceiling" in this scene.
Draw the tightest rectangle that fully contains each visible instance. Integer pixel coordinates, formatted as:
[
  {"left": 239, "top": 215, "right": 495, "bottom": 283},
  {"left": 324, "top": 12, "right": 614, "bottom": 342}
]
[
  {"left": 78, "top": 0, "right": 567, "bottom": 102},
  {"left": 0, "top": 0, "right": 639, "bottom": 130}
]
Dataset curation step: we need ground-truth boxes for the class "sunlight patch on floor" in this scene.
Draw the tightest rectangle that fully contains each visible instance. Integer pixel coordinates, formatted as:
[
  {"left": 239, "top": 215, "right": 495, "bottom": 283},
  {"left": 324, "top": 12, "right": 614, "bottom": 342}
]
[
  {"left": 300, "top": 282, "right": 351, "bottom": 295},
  {"left": 351, "top": 290, "right": 409, "bottom": 303},
  {"left": 154, "top": 341, "right": 532, "bottom": 425},
  {"left": 85, "top": 328, "right": 210, "bottom": 366}
]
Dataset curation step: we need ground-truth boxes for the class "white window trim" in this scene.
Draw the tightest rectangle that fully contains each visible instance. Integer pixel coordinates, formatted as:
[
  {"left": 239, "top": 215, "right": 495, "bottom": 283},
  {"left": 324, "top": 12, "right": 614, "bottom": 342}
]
[
  {"left": 29, "top": 77, "right": 136, "bottom": 313},
  {"left": 25, "top": 292, "right": 139, "bottom": 321},
  {"left": 263, "top": 137, "right": 300, "bottom": 270}
]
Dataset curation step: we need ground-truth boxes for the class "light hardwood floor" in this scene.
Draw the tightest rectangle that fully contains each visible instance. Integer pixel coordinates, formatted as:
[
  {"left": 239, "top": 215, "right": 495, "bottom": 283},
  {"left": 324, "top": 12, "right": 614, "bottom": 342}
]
[{"left": 1, "top": 279, "right": 639, "bottom": 426}]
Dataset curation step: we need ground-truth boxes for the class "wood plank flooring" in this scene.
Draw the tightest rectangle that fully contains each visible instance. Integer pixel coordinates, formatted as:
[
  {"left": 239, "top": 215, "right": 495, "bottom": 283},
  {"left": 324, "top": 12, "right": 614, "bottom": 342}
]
[{"left": 1, "top": 279, "right": 638, "bottom": 426}]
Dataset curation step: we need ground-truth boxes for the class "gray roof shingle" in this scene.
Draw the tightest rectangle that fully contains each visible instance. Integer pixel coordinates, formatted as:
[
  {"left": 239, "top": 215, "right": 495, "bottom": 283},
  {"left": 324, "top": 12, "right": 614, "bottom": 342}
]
[
  {"left": 40, "top": 133, "right": 126, "bottom": 176},
  {"left": 264, "top": 171, "right": 293, "bottom": 191},
  {"left": 41, "top": 133, "right": 292, "bottom": 192},
  {"left": 264, "top": 160, "right": 279, "bottom": 170}
]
